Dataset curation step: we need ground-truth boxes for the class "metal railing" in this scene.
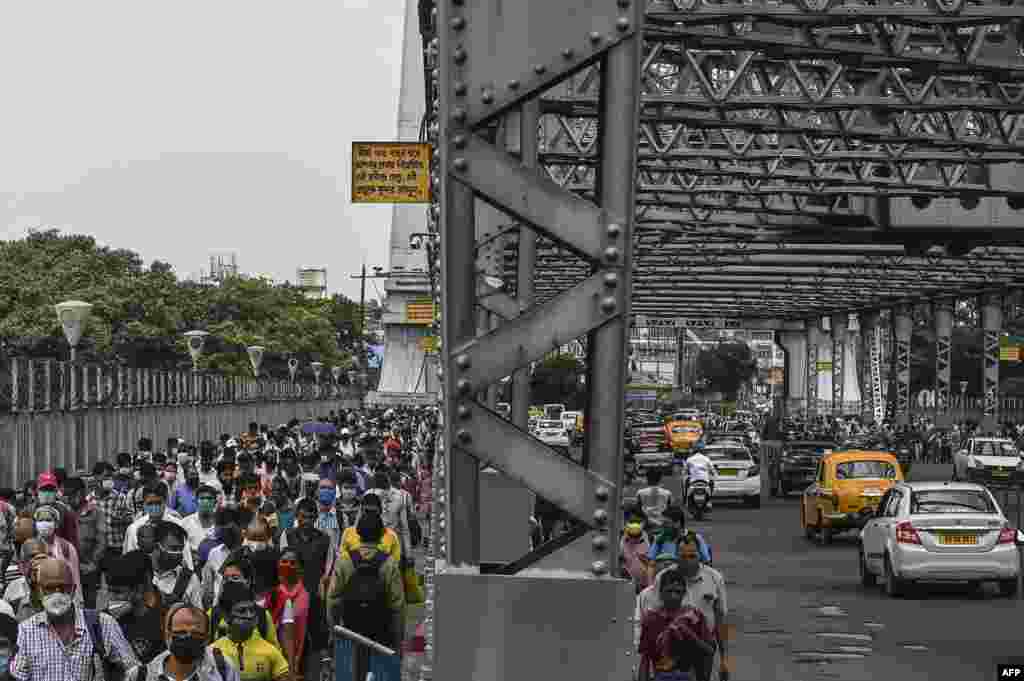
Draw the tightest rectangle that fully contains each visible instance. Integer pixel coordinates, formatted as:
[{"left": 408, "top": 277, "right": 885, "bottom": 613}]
[{"left": 328, "top": 625, "right": 401, "bottom": 681}]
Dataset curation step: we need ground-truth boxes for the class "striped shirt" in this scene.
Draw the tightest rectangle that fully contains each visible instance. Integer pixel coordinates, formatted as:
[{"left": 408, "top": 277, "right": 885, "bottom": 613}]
[
  {"left": 91, "top": 492, "right": 134, "bottom": 552},
  {"left": 12, "top": 608, "right": 140, "bottom": 681}
]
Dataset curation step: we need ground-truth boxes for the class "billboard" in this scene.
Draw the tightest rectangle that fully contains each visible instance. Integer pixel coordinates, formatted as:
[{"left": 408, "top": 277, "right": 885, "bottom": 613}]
[
  {"left": 297, "top": 268, "right": 326, "bottom": 289},
  {"left": 406, "top": 297, "right": 436, "bottom": 324},
  {"left": 351, "top": 142, "right": 432, "bottom": 203}
]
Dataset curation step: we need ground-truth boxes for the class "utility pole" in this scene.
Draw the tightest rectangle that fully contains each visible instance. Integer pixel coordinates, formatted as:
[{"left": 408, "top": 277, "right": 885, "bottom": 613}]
[{"left": 359, "top": 263, "right": 367, "bottom": 337}]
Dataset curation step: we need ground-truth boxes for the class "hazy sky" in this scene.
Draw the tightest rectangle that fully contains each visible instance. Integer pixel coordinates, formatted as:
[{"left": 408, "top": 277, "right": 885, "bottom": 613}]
[{"left": 0, "top": 1, "right": 405, "bottom": 302}]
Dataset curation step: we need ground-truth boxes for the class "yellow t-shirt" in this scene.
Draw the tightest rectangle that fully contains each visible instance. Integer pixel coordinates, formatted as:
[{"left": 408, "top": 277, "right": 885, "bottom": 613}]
[
  {"left": 207, "top": 608, "right": 281, "bottom": 652},
  {"left": 212, "top": 631, "right": 290, "bottom": 681},
  {"left": 340, "top": 526, "right": 402, "bottom": 563}
]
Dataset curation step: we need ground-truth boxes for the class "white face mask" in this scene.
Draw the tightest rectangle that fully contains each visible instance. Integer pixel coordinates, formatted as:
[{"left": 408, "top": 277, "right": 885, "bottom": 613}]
[
  {"left": 43, "top": 592, "right": 73, "bottom": 619},
  {"left": 36, "top": 521, "right": 56, "bottom": 539},
  {"left": 243, "top": 540, "right": 268, "bottom": 552}
]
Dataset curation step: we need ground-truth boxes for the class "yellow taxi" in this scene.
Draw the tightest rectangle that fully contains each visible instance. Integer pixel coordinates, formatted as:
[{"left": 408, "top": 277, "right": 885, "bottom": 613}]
[
  {"left": 801, "top": 450, "right": 903, "bottom": 545},
  {"left": 665, "top": 419, "right": 703, "bottom": 454}
]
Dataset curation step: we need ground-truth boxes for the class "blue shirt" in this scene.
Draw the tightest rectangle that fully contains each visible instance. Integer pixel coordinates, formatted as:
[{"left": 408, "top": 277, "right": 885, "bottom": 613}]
[
  {"left": 647, "top": 533, "right": 712, "bottom": 564},
  {"left": 169, "top": 484, "right": 198, "bottom": 516}
]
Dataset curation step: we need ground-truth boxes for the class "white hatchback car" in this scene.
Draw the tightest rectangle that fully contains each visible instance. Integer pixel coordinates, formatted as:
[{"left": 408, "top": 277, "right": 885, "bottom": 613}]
[
  {"left": 859, "top": 481, "right": 1020, "bottom": 597},
  {"left": 952, "top": 437, "right": 1022, "bottom": 485},
  {"left": 687, "top": 444, "right": 761, "bottom": 508}
]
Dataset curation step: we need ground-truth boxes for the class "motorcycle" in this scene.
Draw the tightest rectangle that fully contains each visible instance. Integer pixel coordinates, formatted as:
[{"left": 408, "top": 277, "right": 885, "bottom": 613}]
[{"left": 687, "top": 479, "right": 712, "bottom": 520}]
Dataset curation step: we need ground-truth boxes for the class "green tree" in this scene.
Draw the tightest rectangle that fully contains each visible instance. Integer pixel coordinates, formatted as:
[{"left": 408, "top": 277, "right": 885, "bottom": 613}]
[
  {"left": 0, "top": 229, "right": 356, "bottom": 377},
  {"left": 694, "top": 341, "right": 758, "bottom": 400}
]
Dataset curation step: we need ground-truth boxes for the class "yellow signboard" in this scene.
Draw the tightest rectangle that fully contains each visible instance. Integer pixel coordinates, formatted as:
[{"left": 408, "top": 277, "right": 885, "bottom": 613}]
[
  {"left": 351, "top": 142, "right": 431, "bottom": 204},
  {"left": 419, "top": 336, "right": 438, "bottom": 353},
  {"left": 816, "top": 361, "right": 833, "bottom": 372},
  {"left": 406, "top": 298, "right": 436, "bottom": 325}
]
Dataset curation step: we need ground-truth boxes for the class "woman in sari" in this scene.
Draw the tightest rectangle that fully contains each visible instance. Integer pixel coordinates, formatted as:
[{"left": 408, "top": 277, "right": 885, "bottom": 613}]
[
  {"left": 638, "top": 567, "right": 717, "bottom": 681},
  {"left": 268, "top": 549, "right": 310, "bottom": 681}
]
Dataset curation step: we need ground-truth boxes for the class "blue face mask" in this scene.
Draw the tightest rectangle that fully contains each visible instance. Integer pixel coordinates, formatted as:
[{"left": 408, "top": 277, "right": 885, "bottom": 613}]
[
  {"left": 277, "top": 510, "right": 295, "bottom": 531},
  {"left": 144, "top": 503, "right": 164, "bottom": 519},
  {"left": 0, "top": 654, "right": 9, "bottom": 673},
  {"left": 318, "top": 488, "right": 336, "bottom": 506}
]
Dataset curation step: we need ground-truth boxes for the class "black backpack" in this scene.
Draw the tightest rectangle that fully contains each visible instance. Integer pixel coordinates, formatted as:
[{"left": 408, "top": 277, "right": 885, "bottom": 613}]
[
  {"left": 340, "top": 548, "right": 391, "bottom": 645},
  {"left": 162, "top": 567, "right": 194, "bottom": 608}
]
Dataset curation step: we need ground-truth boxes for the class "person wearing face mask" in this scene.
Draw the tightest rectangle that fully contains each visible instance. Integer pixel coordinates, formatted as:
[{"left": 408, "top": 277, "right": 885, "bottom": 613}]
[
  {"left": 218, "top": 460, "right": 239, "bottom": 508},
  {"left": 31, "top": 473, "right": 78, "bottom": 556},
  {"left": 637, "top": 567, "right": 718, "bottom": 681},
  {"left": 12, "top": 558, "right": 140, "bottom": 681},
  {"left": 32, "top": 506, "right": 82, "bottom": 605},
  {"left": 152, "top": 522, "right": 203, "bottom": 610},
  {"left": 65, "top": 477, "right": 105, "bottom": 610},
  {"left": 335, "top": 470, "right": 361, "bottom": 529},
  {"left": 279, "top": 456, "right": 301, "bottom": 502},
  {"left": 4, "top": 540, "right": 47, "bottom": 622},
  {"left": 673, "top": 536, "right": 731, "bottom": 681},
  {"left": 123, "top": 483, "right": 194, "bottom": 569},
  {"left": 266, "top": 550, "right": 311, "bottom": 681},
  {"left": 201, "top": 509, "right": 244, "bottom": 609},
  {"left": 184, "top": 485, "right": 221, "bottom": 562},
  {"left": 136, "top": 605, "right": 238, "bottom": 681},
  {"left": 237, "top": 474, "right": 264, "bottom": 516},
  {"left": 269, "top": 477, "right": 295, "bottom": 535},
  {"left": 339, "top": 493, "right": 401, "bottom": 565},
  {"left": 279, "top": 500, "right": 329, "bottom": 647},
  {"left": 210, "top": 584, "right": 289, "bottom": 681},
  {"left": 208, "top": 554, "right": 281, "bottom": 652},
  {"left": 131, "top": 463, "right": 161, "bottom": 516},
  {"left": 0, "top": 613, "right": 18, "bottom": 681},
  {"left": 90, "top": 462, "right": 135, "bottom": 577},
  {"left": 169, "top": 464, "right": 199, "bottom": 517},
  {"left": 106, "top": 550, "right": 166, "bottom": 664},
  {"left": 240, "top": 518, "right": 280, "bottom": 608}
]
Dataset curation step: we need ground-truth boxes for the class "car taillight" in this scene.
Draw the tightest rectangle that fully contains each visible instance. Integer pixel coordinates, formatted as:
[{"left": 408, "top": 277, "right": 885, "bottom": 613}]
[
  {"left": 896, "top": 521, "right": 922, "bottom": 545},
  {"left": 998, "top": 526, "right": 1017, "bottom": 544}
]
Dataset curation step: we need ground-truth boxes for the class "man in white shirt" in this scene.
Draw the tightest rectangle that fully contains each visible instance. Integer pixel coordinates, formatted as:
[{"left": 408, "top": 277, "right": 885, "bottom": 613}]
[
  {"left": 122, "top": 482, "right": 194, "bottom": 571},
  {"left": 636, "top": 469, "right": 673, "bottom": 530},
  {"left": 684, "top": 449, "right": 717, "bottom": 504},
  {"left": 181, "top": 485, "right": 220, "bottom": 559}
]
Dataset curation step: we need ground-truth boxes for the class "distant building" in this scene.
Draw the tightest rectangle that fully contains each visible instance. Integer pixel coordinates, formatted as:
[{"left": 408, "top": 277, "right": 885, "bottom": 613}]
[
  {"left": 297, "top": 268, "right": 328, "bottom": 300},
  {"left": 197, "top": 254, "right": 240, "bottom": 286}
]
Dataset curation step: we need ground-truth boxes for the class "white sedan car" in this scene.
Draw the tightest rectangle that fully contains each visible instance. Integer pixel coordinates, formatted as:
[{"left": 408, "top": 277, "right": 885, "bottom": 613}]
[
  {"left": 535, "top": 419, "right": 569, "bottom": 447},
  {"left": 686, "top": 444, "right": 761, "bottom": 508},
  {"left": 859, "top": 481, "right": 1020, "bottom": 597},
  {"left": 952, "top": 437, "right": 1022, "bottom": 485}
]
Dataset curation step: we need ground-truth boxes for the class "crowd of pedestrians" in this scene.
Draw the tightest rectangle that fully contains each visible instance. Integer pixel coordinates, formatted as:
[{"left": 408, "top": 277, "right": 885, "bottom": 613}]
[{"left": 0, "top": 407, "right": 438, "bottom": 681}]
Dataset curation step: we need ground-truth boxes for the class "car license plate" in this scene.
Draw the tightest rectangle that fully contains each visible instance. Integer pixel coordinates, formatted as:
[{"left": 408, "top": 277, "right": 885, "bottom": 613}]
[
  {"left": 718, "top": 468, "right": 737, "bottom": 476},
  {"left": 938, "top": 533, "right": 978, "bottom": 545}
]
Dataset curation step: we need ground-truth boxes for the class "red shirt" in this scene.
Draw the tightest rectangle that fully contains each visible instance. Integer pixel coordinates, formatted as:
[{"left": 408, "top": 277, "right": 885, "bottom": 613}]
[{"left": 639, "top": 607, "right": 715, "bottom": 674}]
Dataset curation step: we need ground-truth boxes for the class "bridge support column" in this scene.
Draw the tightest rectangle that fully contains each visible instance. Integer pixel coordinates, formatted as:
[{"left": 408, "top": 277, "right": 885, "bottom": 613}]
[
  {"left": 831, "top": 314, "right": 846, "bottom": 415},
  {"left": 858, "top": 312, "right": 877, "bottom": 422},
  {"left": 511, "top": 101, "right": 539, "bottom": 432},
  {"left": 933, "top": 299, "right": 954, "bottom": 418},
  {"left": 981, "top": 293, "right": 1003, "bottom": 426},
  {"left": 806, "top": 323, "right": 822, "bottom": 416},
  {"left": 893, "top": 305, "right": 914, "bottom": 425},
  {"left": 818, "top": 317, "right": 833, "bottom": 412},
  {"left": 778, "top": 330, "right": 806, "bottom": 416}
]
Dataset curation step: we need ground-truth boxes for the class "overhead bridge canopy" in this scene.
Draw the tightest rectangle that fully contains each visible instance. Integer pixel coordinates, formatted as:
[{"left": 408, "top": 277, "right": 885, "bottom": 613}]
[{"left": 491, "top": 0, "right": 1024, "bottom": 321}]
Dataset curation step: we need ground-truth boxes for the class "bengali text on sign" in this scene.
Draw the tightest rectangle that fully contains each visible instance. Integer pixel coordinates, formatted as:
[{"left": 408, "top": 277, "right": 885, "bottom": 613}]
[{"left": 352, "top": 142, "right": 431, "bottom": 204}]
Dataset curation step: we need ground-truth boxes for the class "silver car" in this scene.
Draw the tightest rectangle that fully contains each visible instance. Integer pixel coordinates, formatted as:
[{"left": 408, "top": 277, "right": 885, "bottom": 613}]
[{"left": 858, "top": 481, "right": 1019, "bottom": 597}]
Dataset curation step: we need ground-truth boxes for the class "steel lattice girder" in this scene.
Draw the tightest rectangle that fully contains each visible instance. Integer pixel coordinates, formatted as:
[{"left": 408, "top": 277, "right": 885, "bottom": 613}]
[{"left": 437, "top": 0, "right": 642, "bottom": 582}]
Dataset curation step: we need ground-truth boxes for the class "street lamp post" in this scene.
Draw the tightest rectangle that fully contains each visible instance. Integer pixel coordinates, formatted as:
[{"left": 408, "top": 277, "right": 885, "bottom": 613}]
[
  {"left": 960, "top": 380, "right": 969, "bottom": 424},
  {"left": 183, "top": 330, "right": 209, "bottom": 444},
  {"left": 54, "top": 301, "right": 93, "bottom": 362},
  {"left": 331, "top": 366, "right": 342, "bottom": 398},
  {"left": 247, "top": 346, "right": 265, "bottom": 401},
  {"left": 288, "top": 358, "right": 299, "bottom": 398},
  {"left": 311, "top": 362, "right": 323, "bottom": 398}
]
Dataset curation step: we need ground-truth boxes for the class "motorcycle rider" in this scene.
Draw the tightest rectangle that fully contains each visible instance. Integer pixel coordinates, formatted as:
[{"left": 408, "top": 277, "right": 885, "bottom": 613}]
[{"left": 683, "top": 448, "right": 716, "bottom": 512}]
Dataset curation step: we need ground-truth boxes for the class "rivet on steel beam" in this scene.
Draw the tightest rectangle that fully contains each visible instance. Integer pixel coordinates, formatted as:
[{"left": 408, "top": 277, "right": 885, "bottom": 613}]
[
  {"left": 454, "top": 82, "right": 467, "bottom": 96},
  {"left": 457, "top": 429, "right": 471, "bottom": 443},
  {"left": 616, "top": 17, "right": 630, "bottom": 31},
  {"left": 455, "top": 354, "right": 471, "bottom": 369},
  {"left": 591, "top": 560, "right": 608, "bottom": 576},
  {"left": 606, "top": 223, "right": 621, "bottom": 239},
  {"left": 452, "top": 107, "right": 467, "bottom": 124},
  {"left": 603, "top": 246, "right": 620, "bottom": 263},
  {"left": 452, "top": 134, "right": 467, "bottom": 149},
  {"left": 507, "top": 79, "right": 520, "bottom": 90},
  {"left": 481, "top": 91, "right": 493, "bottom": 104},
  {"left": 453, "top": 48, "right": 467, "bottom": 64},
  {"left": 589, "top": 32, "right": 602, "bottom": 44},
  {"left": 533, "top": 64, "right": 547, "bottom": 75},
  {"left": 457, "top": 404, "right": 472, "bottom": 420},
  {"left": 450, "top": 16, "right": 466, "bottom": 30},
  {"left": 453, "top": 158, "right": 468, "bottom": 172},
  {"left": 603, "top": 271, "right": 619, "bottom": 288},
  {"left": 592, "top": 534, "right": 608, "bottom": 551},
  {"left": 592, "top": 508, "right": 608, "bottom": 526},
  {"left": 600, "top": 297, "right": 617, "bottom": 314},
  {"left": 456, "top": 378, "right": 472, "bottom": 396},
  {"left": 562, "top": 48, "right": 574, "bottom": 59},
  {"left": 595, "top": 485, "right": 610, "bottom": 501}
]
